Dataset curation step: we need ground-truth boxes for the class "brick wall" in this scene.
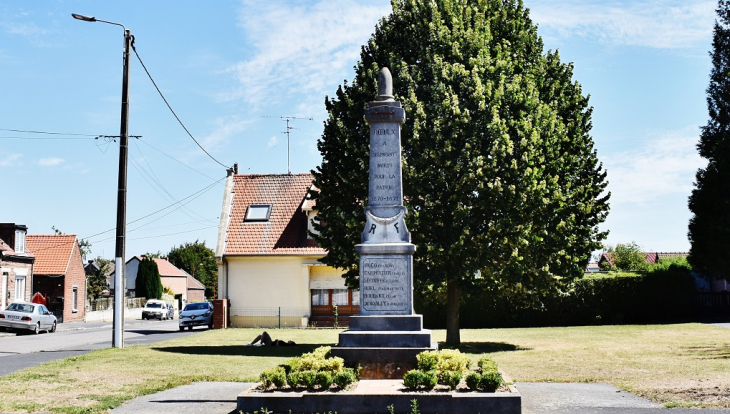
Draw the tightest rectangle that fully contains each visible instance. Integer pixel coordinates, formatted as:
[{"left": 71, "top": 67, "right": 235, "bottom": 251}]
[
  {"left": 0, "top": 259, "right": 34, "bottom": 307},
  {"left": 63, "top": 241, "right": 86, "bottom": 322}
]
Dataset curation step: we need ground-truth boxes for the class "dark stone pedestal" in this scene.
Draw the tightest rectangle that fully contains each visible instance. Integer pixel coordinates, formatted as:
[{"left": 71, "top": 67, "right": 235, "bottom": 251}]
[{"left": 331, "top": 315, "right": 436, "bottom": 379}]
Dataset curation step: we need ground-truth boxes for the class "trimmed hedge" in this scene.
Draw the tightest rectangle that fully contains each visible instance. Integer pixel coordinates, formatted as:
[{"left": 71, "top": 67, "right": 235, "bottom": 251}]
[{"left": 416, "top": 263, "right": 695, "bottom": 328}]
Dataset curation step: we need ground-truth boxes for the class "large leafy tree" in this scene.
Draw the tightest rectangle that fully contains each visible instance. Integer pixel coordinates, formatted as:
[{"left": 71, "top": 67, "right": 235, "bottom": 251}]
[
  {"left": 136, "top": 257, "right": 162, "bottom": 300},
  {"left": 688, "top": 0, "right": 730, "bottom": 278},
  {"left": 167, "top": 240, "right": 217, "bottom": 298},
  {"left": 87, "top": 256, "right": 111, "bottom": 299},
  {"left": 312, "top": 0, "right": 609, "bottom": 345}
]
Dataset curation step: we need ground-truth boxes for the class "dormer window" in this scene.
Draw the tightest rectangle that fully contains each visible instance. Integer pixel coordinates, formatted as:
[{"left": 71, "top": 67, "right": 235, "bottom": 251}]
[
  {"left": 245, "top": 205, "right": 271, "bottom": 222},
  {"left": 15, "top": 229, "right": 25, "bottom": 253}
]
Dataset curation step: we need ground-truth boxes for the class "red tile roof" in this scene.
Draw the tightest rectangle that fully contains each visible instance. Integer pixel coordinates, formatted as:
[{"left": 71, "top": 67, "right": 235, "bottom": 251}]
[
  {"left": 26, "top": 235, "right": 77, "bottom": 275},
  {"left": 224, "top": 173, "right": 325, "bottom": 256}
]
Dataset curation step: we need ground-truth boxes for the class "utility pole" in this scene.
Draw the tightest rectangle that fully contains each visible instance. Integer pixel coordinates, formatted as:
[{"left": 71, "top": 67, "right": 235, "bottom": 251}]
[
  {"left": 72, "top": 13, "right": 131, "bottom": 348},
  {"left": 263, "top": 116, "right": 313, "bottom": 173}
]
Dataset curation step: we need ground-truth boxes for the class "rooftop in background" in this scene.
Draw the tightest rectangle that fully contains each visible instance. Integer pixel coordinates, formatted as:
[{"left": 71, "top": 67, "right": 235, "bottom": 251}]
[{"left": 223, "top": 173, "right": 324, "bottom": 256}]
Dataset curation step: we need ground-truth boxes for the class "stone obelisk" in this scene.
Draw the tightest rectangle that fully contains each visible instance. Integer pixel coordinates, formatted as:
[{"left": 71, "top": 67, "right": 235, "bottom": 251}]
[{"left": 331, "top": 68, "right": 435, "bottom": 379}]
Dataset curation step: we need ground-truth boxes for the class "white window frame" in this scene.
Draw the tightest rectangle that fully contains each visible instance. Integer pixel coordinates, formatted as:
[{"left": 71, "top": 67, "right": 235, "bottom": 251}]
[
  {"left": 14, "top": 276, "right": 25, "bottom": 301},
  {"left": 244, "top": 205, "right": 271, "bottom": 222},
  {"left": 72, "top": 285, "right": 79, "bottom": 312},
  {"left": 14, "top": 230, "right": 25, "bottom": 253}
]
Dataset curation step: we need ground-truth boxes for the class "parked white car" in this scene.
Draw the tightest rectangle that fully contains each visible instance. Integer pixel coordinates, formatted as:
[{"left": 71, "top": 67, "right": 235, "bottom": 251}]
[
  {"left": 141, "top": 299, "right": 169, "bottom": 320},
  {"left": 0, "top": 302, "right": 57, "bottom": 334}
]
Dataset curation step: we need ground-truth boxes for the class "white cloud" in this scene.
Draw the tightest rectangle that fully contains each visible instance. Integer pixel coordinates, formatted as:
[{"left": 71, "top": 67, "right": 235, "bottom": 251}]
[
  {"left": 0, "top": 153, "right": 22, "bottom": 167},
  {"left": 223, "top": 0, "right": 390, "bottom": 106},
  {"left": 603, "top": 127, "right": 704, "bottom": 206},
  {"left": 267, "top": 135, "right": 278, "bottom": 148},
  {"left": 38, "top": 157, "right": 64, "bottom": 166},
  {"left": 528, "top": 0, "right": 715, "bottom": 49}
]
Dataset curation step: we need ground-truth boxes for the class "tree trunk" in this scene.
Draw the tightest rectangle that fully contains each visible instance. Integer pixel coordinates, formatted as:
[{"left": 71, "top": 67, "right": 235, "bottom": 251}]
[{"left": 446, "top": 279, "right": 460, "bottom": 346}]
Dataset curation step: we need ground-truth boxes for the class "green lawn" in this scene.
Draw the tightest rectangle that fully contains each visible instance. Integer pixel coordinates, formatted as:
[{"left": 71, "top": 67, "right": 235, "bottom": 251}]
[{"left": 0, "top": 324, "right": 728, "bottom": 412}]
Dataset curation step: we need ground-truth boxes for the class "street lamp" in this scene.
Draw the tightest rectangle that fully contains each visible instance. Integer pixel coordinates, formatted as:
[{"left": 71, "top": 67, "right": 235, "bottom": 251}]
[{"left": 72, "top": 13, "right": 131, "bottom": 349}]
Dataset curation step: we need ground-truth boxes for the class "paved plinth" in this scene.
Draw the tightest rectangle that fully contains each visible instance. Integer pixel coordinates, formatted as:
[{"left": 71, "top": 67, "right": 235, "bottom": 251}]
[
  {"left": 332, "top": 315, "right": 436, "bottom": 379},
  {"left": 237, "top": 380, "right": 521, "bottom": 414}
]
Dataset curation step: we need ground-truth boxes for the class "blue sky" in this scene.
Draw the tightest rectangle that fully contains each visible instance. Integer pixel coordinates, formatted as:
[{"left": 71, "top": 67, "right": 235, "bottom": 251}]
[{"left": 0, "top": 0, "right": 715, "bottom": 260}]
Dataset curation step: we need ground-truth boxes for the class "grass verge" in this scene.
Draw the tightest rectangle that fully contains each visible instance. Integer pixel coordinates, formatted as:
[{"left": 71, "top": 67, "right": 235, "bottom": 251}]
[{"left": 0, "top": 324, "right": 728, "bottom": 412}]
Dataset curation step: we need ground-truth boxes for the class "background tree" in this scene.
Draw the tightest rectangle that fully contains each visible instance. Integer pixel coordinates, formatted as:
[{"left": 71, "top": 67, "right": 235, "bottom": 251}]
[
  {"left": 135, "top": 257, "right": 162, "bottom": 299},
  {"left": 311, "top": 0, "right": 609, "bottom": 345},
  {"left": 688, "top": 0, "right": 730, "bottom": 278},
  {"left": 167, "top": 240, "right": 218, "bottom": 298},
  {"left": 52, "top": 226, "right": 91, "bottom": 261},
  {"left": 606, "top": 242, "right": 646, "bottom": 272},
  {"left": 87, "top": 257, "right": 111, "bottom": 299}
]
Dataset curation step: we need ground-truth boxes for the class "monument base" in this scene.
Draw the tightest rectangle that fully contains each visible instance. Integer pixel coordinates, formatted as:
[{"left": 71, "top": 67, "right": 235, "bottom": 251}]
[{"left": 332, "top": 315, "right": 436, "bottom": 379}]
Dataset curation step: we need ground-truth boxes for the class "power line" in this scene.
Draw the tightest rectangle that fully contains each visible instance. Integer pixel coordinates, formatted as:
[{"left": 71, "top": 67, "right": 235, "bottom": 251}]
[
  {"left": 130, "top": 40, "right": 231, "bottom": 171},
  {"left": 0, "top": 136, "right": 96, "bottom": 140},
  {"left": 0, "top": 128, "right": 99, "bottom": 136},
  {"left": 136, "top": 138, "right": 217, "bottom": 181}
]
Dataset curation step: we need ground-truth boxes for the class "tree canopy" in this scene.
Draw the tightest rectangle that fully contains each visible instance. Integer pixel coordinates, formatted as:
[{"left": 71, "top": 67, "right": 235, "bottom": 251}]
[
  {"left": 167, "top": 240, "right": 217, "bottom": 298},
  {"left": 311, "top": 0, "right": 609, "bottom": 345},
  {"left": 87, "top": 257, "right": 111, "bottom": 299},
  {"left": 688, "top": 0, "right": 730, "bottom": 278},
  {"left": 135, "top": 257, "right": 162, "bottom": 300}
]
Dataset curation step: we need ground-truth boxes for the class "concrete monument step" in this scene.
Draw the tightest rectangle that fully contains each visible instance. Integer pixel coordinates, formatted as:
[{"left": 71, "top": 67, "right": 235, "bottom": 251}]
[
  {"left": 338, "top": 330, "right": 433, "bottom": 348},
  {"left": 348, "top": 315, "right": 423, "bottom": 331}
]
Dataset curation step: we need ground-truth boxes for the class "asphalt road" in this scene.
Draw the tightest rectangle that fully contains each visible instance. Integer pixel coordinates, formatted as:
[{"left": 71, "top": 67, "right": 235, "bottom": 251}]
[{"left": 0, "top": 318, "right": 205, "bottom": 376}]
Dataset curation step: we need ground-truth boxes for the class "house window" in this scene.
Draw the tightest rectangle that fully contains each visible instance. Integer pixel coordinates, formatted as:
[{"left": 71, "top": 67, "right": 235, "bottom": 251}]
[
  {"left": 332, "top": 289, "right": 348, "bottom": 306},
  {"left": 72, "top": 286, "right": 78, "bottom": 312},
  {"left": 14, "top": 230, "right": 25, "bottom": 253},
  {"left": 14, "top": 276, "right": 25, "bottom": 301},
  {"left": 245, "top": 205, "right": 271, "bottom": 222},
  {"left": 351, "top": 289, "right": 360, "bottom": 306},
  {"left": 311, "top": 289, "right": 329, "bottom": 306}
]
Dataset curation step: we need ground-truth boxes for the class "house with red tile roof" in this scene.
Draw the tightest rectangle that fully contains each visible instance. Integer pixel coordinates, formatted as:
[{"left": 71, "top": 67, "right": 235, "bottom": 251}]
[
  {"left": 0, "top": 223, "right": 35, "bottom": 310},
  {"left": 215, "top": 173, "right": 358, "bottom": 327},
  {"left": 598, "top": 252, "right": 689, "bottom": 270},
  {"left": 26, "top": 234, "right": 86, "bottom": 322},
  {"left": 110, "top": 256, "right": 206, "bottom": 308}
]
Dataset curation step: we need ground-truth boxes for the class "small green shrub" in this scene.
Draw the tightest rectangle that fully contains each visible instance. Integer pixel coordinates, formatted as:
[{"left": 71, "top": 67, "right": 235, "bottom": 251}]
[
  {"left": 259, "top": 366, "right": 286, "bottom": 390},
  {"left": 480, "top": 371, "right": 503, "bottom": 392},
  {"left": 316, "top": 371, "right": 333, "bottom": 390},
  {"left": 421, "top": 371, "right": 437, "bottom": 390},
  {"left": 433, "top": 349, "right": 470, "bottom": 374},
  {"left": 404, "top": 370, "right": 438, "bottom": 390},
  {"left": 416, "top": 351, "right": 438, "bottom": 371},
  {"left": 465, "top": 372, "right": 481, "bottom": 390},
  {"left": 300, "top": 370, "right": 317, "bottom": 389},
  {"left": 441, "top": 370, "right": 462, "bottom": 390},
  {"left": 333, "top": 368, "right": 356, "bottom": 389},
  {"left": 477, "top": 357, "right": 498, "bottom": 374},
  {"left": 287, "top": 371, "right": 301, "bottom": 388},
  {"left": 403, "top": 369, "right": 421, "bottom": 390}
]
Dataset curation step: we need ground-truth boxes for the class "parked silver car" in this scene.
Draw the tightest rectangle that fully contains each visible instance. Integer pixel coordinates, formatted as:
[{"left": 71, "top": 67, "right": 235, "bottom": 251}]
[
  {"left": 178, "top": 302, "right": 213, "bottom": 331},
  {"left": 0, "top": 302, "right": 57, "bottom": 334},
  {"left": 142, "top": 299, "right": 169, "bottom": 320}
]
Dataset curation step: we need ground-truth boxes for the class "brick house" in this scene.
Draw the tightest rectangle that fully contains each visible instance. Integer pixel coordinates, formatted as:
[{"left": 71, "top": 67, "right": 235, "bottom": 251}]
[
  {"left": 0, "top": 223, "right": 34, "bottom": 309},
  {"left": 215, "top": 173, "right": 359, "bottom": 327},
  {"left": 26, "top": 235, "right": 87, "bottom": 322}
]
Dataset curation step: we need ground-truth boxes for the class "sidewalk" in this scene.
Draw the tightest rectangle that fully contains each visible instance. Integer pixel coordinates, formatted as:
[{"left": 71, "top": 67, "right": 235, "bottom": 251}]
[{"left": 110, "top": 381, "right": 730, "bottom": 414}]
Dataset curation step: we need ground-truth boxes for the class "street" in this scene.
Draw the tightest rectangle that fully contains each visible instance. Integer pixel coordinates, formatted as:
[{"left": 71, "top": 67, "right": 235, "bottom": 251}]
[{"left": 0, "top": 318, "right": 204, "bottom": 376}]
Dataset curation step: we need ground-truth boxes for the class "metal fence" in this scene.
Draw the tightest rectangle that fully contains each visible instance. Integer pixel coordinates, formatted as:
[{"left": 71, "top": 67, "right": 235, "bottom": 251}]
[
  {"left": 230, "top": 306, "right": 310, "bottom": 328},
  {"left": 88, "top": 297, "right": 146, "bottom": 312},
  {"left": 693, "top": 292, "right": 730, "bottom": 316}
]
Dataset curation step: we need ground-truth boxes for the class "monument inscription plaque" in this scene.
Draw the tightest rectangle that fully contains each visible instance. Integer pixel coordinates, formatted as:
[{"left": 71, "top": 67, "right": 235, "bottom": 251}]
[{"left": 361, "top": 256, "right": 410, "bottom": 312}]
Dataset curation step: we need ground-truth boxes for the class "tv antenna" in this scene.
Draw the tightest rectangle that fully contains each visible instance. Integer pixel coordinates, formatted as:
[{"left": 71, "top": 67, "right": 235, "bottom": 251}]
[{"left": 262, "top": 116, "right": 313, "bottom": 173}]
